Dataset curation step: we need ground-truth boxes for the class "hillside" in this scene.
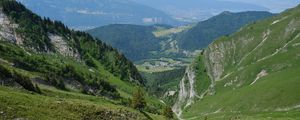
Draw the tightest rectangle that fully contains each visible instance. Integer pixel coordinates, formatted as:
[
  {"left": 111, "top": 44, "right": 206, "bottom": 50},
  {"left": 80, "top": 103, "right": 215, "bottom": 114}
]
[
  {"left": 88, "top": 11, "right": 273, "bottom": 62},
  {"left": 0, "top": 1, "right": 164, "bottom": 119},
  {"left": 17, "top": 0, "right": 181, "bottom": 30},
  {"left": 87, "top": 24, "right": 161, "bottom": 61},
  {"left": 173, "top": 4, "right": 300, "bottom": 120},
  {"left": 131, "top": 0, "right": 268, "bottom": 22},
  {"left": 176, "top": 11, "right": 274, "bottom": 50}
]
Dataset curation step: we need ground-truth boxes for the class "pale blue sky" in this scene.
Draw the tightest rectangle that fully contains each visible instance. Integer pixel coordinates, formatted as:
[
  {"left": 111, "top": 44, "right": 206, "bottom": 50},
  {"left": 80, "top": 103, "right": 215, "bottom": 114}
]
[
  {"left": 132, "top": 0, "right": 300, "bottom": 14},
  {"left": 221, "top": 0, "right": 300, "bottom": 12}
]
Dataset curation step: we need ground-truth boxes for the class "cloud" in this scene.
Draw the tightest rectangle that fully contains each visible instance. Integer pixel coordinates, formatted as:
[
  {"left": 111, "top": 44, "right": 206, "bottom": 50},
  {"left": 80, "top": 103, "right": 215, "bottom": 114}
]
[{"left": 65, "top": 8, "right": 108, "bottom": 15}]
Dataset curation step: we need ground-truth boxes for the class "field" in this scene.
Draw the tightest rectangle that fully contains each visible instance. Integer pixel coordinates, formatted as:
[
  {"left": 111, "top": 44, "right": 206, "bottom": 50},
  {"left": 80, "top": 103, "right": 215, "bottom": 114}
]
[{"left": 152, "top": 25, "right": 195, "bottom": 38}]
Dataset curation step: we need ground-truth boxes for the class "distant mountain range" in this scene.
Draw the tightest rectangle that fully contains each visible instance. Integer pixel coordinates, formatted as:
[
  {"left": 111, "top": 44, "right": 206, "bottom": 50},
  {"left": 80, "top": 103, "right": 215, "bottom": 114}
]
[
  {"left": 88, "top": 11, "right": 274, "bottom": 61},
  {"left": 130, "top": 0, "right": 270, "bottom": 22},
  {"left": 17, "top": 0, "right": 182, "bottom": 30},
  {"left": 176, "top": 11, "right": 275, "bottom": 50}
]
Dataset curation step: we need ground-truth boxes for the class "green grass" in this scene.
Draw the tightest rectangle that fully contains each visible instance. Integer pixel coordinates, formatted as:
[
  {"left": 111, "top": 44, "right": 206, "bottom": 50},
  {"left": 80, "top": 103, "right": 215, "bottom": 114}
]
[
  {"left": 0, "top": 85, "right": 166, "bottom": 120},
  {"left": 135, "top": 58, "right": 189, "bottom": 73},
  {"left": 0, "top": 40, "right": 164, "bottom": 115},
  {"left": 188, "top": 110, "right": 300, "bottom": 120},
  {"left": 181, "top": 5, "right": 300, "bottom": 119},
  {"left": 153, "top": 25, "right": 194, "bottom": 38},
  {"left": 193, "top": 55, "right": 211, "bottom": 96},
  {"left": 183, "top": 65, "right": 300, "bottom": 119},
  {"left": 136, "top": 65, "right": 176, "bottom": 73}
]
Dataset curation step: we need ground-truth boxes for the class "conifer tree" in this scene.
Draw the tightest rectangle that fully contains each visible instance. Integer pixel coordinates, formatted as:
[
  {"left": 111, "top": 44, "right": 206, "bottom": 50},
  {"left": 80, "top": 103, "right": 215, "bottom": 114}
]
[{"left": 132, "top": 87, "right": 146, "bottom": 111}]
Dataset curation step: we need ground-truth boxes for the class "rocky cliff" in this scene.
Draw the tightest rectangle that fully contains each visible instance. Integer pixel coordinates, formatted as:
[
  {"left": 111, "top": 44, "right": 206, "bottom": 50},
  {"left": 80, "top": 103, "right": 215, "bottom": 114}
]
[{"left": 177, "top": 4, "right": 300, "bottom": 120}]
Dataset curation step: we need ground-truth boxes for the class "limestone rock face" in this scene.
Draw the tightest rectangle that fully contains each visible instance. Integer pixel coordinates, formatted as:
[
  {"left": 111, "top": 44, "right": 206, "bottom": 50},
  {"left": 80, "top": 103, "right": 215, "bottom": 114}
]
[
  {"left": 48, "top": 34, "right": 80, "bottom": 59},
  {"left": 0, "top": 10, "right": 23, "bottom": 45}
]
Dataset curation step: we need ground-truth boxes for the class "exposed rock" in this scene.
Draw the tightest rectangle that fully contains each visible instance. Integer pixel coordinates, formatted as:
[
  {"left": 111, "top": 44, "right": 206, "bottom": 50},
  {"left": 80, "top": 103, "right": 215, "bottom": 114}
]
[
  {"left": 48, "top": 33, "right": 80, "bottom": 59},
  {"left": 271, "top": 16, "right": 288, "bottom": 25},
  {"left": 293, "top": 42, "right": 300, "bottom": 47},
  {"left": 250, "top": 70, "right": 268, "bottom": 85},
  {"left": 275, "top": 104, "right": 300, "bottom": 112},
  {"left": 164, "top": 90, "right": 176, "bottom": 97},
  {"left": 284, "top": 18, "right": 300, "bottom": 37},
  {"left": 172, "top": 66, "right": 199, "bottom": 119},
  {"left": 204, "top": 40, "right": 236, "bottom": 81},
  {"left": 0, "top": 9, "right": 23, "bottom": 44}
]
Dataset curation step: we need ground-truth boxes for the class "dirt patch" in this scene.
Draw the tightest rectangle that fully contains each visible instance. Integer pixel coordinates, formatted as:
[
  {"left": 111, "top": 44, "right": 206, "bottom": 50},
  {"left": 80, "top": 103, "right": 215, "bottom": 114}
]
[{"left": 250, "top": 70, "right": 268, "bottom": 85}]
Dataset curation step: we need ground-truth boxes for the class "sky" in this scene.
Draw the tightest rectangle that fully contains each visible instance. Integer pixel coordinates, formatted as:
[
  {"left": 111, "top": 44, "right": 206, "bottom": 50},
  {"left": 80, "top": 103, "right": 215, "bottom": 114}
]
[
  {"left": 221, "top": 0, "right": 300, "bottom": 12},
  {"left": 17, "top": 0, "right": 300, "bottom": 27}
]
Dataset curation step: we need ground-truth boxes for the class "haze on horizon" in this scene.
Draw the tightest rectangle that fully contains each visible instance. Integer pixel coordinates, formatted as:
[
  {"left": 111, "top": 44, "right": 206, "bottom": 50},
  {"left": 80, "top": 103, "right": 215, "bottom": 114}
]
[
  {"left": 131, "top": 0, "right": 300, "bottom": 21},
  {"left": 17, "top": 0, "right": 300, "bottom": 29},
  {"left": 133, "top": 0, "right": 300, "bottom": 12}
]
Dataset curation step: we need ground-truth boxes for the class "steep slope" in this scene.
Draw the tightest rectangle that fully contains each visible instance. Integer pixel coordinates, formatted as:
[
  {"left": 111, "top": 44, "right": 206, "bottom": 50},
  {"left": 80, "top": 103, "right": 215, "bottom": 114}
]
[
  {"left": 176, "top": 11, "right": 274, "bottom": 51},
  {"left": 0, "top": 0, "right": 143, "bottom": 92},
  {"left": 0, "top": 1, "right": 164, "bottom": 119},
  {"left": 177, "top": 4, "right": 300, "bottom": 120},
  {"left": 17, "top": 0, "right": 181, "bottom": 30}
]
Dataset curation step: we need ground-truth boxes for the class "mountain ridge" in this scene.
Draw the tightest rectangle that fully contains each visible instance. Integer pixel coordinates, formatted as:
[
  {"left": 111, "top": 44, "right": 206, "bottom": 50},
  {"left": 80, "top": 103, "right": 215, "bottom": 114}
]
[
  {"left": 175, "top": 4, "right": 300, "bottom": 120},
  {"left": 0, "top": 1, "right": 167, "bottom": 119},
  {"left": 88, "top": 11, "right": 274, "bottom": 61}
]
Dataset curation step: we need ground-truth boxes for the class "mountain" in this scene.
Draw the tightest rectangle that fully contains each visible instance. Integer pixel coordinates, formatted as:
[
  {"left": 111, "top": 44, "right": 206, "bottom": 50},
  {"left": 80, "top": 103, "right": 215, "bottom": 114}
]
[
  {"left": 172, "top": 4, "right": 300, "bottom": 119},
  {"left": 176, "top": 11, "right": 275, "bottom": 51},
  {"left": 88, "top": 11, "right": 274, "bottom": 61},
  {"left": 130, "top": 0, "right": 269, "bottom": 22},
  {"left": 16, "top": 0, "right": 181, "bottom": 30},
  {"left": 0, "top": 1, "right": 164, "bottom": 119},
  {"left": 87, "top": 24, "right": 160, "bottom": 61}
]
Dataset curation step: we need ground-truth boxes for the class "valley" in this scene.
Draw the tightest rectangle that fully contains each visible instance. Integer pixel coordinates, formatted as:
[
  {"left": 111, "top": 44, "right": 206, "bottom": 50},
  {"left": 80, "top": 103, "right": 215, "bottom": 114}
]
[{"left": 1, "top": 0, "right": 300, "bottom": 120}]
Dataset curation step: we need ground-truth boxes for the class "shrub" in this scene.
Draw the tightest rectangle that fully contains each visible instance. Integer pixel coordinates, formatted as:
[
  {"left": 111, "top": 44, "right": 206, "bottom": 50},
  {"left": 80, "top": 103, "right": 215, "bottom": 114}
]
[{"left": 163, "top": 105, "right": 174, "bottom": 119}]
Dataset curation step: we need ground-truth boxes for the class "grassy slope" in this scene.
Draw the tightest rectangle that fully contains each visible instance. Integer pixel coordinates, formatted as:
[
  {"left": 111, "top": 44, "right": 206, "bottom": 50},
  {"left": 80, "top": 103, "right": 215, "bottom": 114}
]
[
  {"left": 181, "top": 5, "right": 300, "bottom": 120},
  {"left": 0, "top": 40, "right": 164, "bottom": 115},
  {"left": 152, "top": 25, "right": 194, "bottom": 37},
  {"left": 193, "top": 55, "right": 211, "bottom": 96},
  {"left": 0, "top": 40, "right": 132, "bottom": 98},
  {"left": 0, "top": 1, "right": 164, "bottom": 117},
  {"left": 0, "top": 85, "right": 165, "bottom": 120}
]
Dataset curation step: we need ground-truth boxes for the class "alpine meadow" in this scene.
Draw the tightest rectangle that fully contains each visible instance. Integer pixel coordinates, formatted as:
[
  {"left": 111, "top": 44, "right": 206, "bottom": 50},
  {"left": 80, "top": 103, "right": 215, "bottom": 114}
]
[{"left": 1, "top": 0, "right": 300, "bottom": 120}]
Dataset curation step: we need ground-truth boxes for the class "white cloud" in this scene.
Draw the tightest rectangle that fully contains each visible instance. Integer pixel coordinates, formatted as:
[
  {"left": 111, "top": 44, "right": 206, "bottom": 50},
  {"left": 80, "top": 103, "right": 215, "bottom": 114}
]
[
  {"left": 76, "top": 10, "right": 107, "bottom": 15},
  {"left": 65, "top": 8, "right": 108, "bottom": 15}
]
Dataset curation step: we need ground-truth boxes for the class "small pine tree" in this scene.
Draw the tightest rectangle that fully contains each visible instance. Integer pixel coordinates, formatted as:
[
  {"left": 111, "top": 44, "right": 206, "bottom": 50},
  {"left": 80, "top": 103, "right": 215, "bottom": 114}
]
[
  {"left": 163, "top": 105, "right": 174, "bottom": 119},
  {"left": 132, "top": 87, "right": 146, "bottom": 111}
]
